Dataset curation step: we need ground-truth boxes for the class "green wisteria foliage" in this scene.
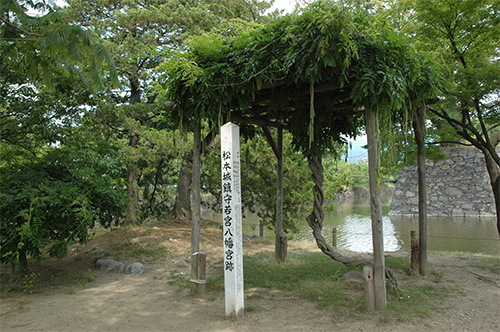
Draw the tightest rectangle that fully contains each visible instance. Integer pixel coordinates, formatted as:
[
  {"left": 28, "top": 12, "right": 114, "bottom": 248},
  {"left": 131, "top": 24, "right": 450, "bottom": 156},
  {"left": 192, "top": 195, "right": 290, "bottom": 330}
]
[{"left": 162, "top": 1, "right": 438, "bottom": 156}]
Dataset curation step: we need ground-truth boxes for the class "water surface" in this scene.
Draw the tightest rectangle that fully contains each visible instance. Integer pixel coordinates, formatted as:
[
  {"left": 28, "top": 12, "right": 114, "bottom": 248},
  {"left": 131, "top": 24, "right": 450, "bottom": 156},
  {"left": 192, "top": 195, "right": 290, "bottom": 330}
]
[{"left": 205, "top": 204, "right": 499, "bottom": 256}]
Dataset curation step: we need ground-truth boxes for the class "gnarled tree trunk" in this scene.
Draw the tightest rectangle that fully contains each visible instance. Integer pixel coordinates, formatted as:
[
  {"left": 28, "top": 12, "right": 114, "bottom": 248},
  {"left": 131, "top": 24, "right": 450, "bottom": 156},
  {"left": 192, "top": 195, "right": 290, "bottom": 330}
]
[{"left": 305, "top": 152, "right": 370, "bottom": 267}]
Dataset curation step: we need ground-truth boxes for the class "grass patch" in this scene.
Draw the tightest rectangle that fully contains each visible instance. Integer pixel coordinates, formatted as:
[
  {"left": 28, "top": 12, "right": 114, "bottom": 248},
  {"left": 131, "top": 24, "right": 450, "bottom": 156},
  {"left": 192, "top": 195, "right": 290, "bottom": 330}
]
[
  {"left": 382, "top": 285, "right": 445, "bottom": 322},
  {"left": 0, "top": 269, "right": 96, "bottom": 296},
  {"left": 204, "top": 250, "right": 454, "bottom": 322},
  {"left": 167, "top": 270, "right": 191, "bottom": 289},
  {"left": 16, "top": 298, "right": 31, "bottom": 310},
  {"left": 242, "top": 251, "right": 363, "bottom": 316},
  {"left": 472, "top": 256, "right": 500, "bottom": 274},
  {"left": 385, "top": 255, "right": 411, "bottom": 274}
]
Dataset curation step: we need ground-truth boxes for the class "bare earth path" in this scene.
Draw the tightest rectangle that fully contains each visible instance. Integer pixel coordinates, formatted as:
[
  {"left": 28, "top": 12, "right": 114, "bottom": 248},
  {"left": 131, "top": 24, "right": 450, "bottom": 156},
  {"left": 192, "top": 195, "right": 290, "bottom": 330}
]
[{"left": 1, "top": 224, "right": 499, "bottom": 332}]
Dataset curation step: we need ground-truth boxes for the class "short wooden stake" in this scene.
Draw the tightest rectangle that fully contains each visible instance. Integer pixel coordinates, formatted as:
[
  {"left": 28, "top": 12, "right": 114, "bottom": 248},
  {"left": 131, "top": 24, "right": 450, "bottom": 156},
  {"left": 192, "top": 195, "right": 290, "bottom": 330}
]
[
  {"left": 190, "top": 252, "right": 206, "bottom": 295},
  {"left": 332, "top": 227, "right": 337, "bottom": 247},
  {"left": 410, "top": 230, "right": 420, "bottom": 275},
  {"left": 277, "top": 235, "right": 287, "bottom": 262},
  {"left": 259, "top": 220, "right": 264, "bottom": 238},
  {"left": 363, "top": 265, "right": 375, "bottom": 312}
]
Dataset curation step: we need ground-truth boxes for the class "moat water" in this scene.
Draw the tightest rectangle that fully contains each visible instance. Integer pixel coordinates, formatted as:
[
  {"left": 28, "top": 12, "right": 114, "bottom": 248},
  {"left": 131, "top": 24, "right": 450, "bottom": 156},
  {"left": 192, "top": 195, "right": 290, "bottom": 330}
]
[{"left": 206, "top": 203, "right": 500, "bottom": 256}]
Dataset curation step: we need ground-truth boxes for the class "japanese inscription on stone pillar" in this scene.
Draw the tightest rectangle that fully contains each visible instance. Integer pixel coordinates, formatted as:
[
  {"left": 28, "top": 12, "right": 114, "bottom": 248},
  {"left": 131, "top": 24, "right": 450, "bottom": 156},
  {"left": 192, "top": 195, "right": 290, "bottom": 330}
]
[{"left": 220, "top": 122, "right": 244, "bottom": 317}]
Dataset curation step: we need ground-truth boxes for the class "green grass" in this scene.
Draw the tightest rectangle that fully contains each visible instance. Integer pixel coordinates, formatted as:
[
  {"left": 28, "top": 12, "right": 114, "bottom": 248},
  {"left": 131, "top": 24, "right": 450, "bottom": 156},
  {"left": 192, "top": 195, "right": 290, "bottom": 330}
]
[
  {"left": 0, "top": 269, "right": 96, "bottom": 296},
  {"left": 202, "top": 250, "right": 454, "bottom": 322},
  {"left": 382, "top": 285, "right": 445, "bottom": 322},
  {"left": 385, "top": 255, "right": 411, "bottom": 274},
  {"left": 242, "top": 251, "right": 362, "bottom": 314},
  {"left": 109, "top": 240, "right": 172, "bottom": 262},
  {"left": 472, "top": 256, "right": 500, "bottom": 274}
]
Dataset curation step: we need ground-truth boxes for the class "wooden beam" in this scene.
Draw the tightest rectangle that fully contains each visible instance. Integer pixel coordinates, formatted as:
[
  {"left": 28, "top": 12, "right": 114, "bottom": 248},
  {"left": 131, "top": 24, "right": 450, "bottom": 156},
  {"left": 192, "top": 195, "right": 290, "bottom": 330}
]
[
  {"left": 254, "top": 82, "right": 343, "bottom": 106},
  {"left": 230, "top": 113, "right": 288, "bottom": 129},
  {"left": 261, "top": 126, "right": 280, "bottom": 158}
]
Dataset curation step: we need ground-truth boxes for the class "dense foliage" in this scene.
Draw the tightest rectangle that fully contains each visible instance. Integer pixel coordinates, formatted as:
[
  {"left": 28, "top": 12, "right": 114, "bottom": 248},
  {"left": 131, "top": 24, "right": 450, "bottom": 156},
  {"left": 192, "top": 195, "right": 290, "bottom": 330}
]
[
  {"left": 163, "top": 1, "right": 437, "bottom": 156},
  {"left": 0, "top": 135, "right": 127, "bottom": 272},
  {"left": 0, "top": 0, "right": 124, "bottom": 272},
  {"left": 62, "top": 0, "right": 275, "bottom": 224},
  {"left": 387, "top": 0, "right": 500, "bottom": 234}
]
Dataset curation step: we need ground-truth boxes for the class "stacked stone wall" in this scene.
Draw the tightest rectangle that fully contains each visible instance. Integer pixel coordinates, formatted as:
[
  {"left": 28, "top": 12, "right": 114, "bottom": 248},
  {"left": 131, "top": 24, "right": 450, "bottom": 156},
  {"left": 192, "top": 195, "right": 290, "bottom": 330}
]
[{"left": 389, "top": 147, "right": 498, "bottom": 217}]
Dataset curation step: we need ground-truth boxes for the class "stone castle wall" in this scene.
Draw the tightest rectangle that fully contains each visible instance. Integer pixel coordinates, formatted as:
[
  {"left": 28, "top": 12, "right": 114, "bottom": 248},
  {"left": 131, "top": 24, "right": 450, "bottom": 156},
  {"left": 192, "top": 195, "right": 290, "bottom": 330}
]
[{"left": 389, "top": 147, "right": 498, "bottom": 217}]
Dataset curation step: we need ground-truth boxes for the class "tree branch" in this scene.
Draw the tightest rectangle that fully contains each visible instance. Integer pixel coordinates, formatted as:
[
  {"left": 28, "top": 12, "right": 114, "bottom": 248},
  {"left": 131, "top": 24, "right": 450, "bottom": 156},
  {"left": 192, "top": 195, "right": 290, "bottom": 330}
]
[{"left": 0, "top": 18, "right": 44, "bottom": 38}]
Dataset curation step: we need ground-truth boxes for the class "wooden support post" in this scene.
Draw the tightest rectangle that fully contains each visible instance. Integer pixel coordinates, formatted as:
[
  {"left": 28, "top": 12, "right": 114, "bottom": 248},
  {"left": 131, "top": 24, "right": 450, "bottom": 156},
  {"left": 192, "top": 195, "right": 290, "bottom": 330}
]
[
  {"left": 275, "top": 128, "right": 284, "bottom": 261},
  {"left": 190, "top": 252, "right": 207, "bottom": 295},
  {"left": 192, "top": 119, "right": 201, "bottom": 254},
  {"left": 363, "top": 265, "right": 375, "bottom": 312},
  {"left": 411, "top": 231, "right": 420, "bottom": 275},
  {"left": 365, "top": 108, "right": 387, "bottom": 311},
  {"left": 278, "top": 235, "right": 287, "bottom": 262},
  {"left": 259, "top": 219, "right": 264, "bottom": 238},
  {"left": 413, "top": 106, "right": 428, "bottom": 276},
  {"left": 332, "top": 227, "right": 337, "bottom": 247}
]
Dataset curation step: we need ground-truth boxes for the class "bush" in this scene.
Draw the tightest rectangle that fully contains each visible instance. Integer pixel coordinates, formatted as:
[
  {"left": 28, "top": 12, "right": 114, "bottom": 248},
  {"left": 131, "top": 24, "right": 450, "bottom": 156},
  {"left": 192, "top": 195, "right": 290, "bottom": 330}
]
[{"left": 0, "top": 142, "right": 127, "bottom": 273}]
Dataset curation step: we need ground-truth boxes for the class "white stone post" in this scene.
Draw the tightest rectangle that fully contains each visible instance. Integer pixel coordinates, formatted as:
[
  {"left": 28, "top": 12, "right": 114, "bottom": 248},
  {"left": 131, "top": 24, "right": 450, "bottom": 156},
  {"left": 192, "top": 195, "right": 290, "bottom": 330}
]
[{"left": 220, "top": 122, "right": 244, "bottom": 317}]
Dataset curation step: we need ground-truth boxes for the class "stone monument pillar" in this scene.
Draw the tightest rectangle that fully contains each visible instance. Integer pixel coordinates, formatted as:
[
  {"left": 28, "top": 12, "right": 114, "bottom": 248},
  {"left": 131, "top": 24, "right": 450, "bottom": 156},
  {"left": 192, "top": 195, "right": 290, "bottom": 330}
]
[{"left": 220, "top": 122, "right": 244, "bottom": 317}]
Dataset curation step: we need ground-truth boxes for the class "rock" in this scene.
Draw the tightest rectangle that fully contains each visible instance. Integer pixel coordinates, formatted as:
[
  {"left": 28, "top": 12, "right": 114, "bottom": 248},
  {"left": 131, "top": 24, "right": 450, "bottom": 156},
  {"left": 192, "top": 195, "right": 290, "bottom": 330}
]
[
  {"left": 176, "top": 259, "right": 190, "bottom": 267},
  {"left": 125, "top": 262, "right": 146, "bottom": 275},
  {"left": 91, "top": 249, "right": 109, "bottom": 263},
  {"left": 95, "top": 258, "right": 125, "bottom": 273}
]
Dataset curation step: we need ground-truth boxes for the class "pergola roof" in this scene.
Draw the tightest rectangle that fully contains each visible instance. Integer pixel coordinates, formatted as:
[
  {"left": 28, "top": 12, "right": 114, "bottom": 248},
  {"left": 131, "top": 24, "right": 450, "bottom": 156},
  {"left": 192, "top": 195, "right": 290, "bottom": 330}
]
[{"left": 164, "top": 2, "right": 436, "bottom": 153}]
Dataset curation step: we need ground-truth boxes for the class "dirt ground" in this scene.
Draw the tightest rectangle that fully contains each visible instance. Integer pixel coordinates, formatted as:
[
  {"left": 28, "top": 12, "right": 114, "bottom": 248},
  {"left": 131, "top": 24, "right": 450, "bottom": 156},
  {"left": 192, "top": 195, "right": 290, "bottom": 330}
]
[{"left": 1, "top": 223, "right": 499, "bottom": 332}]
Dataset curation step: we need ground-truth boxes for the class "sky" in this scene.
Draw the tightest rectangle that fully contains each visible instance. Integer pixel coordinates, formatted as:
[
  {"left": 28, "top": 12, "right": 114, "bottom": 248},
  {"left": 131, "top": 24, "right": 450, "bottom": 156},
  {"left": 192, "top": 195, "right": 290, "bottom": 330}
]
[{"left": 270, "top": 0, "right": 305, "bottom": 13}]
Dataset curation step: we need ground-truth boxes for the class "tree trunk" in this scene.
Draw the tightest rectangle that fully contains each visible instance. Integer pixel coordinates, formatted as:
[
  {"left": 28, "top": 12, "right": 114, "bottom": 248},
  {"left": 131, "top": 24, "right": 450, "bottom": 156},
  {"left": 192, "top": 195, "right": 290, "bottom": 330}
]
[
  {"left": 365, "top": 108, "right": 387, "bottom": 310},
  {"left": 125, "top": 75, "right": 141, "bottom": 225},
  {"left": 125, "top": 133, "right": 140, "bottom": 225},
  {"left": 192, "top": 119, "right": 201, "bottom": 254},
  {"left": 171, "top": 127, "right": 218, "bottom": 222},
  {"left": 412, "top": 106, "right": 428, "bottom": 275},
  {"left": 19, "top": 246, "right": 28, "bottom": 276},
  {"left": 304, "top": 151, "right": 399, "bottom": 291},
  {"left": 305, "top": 152, "right": 368, "bottom": 266},
  {"left": 142, "top": 157, "right": 166, "bottom": 218},
  {"left": 481, "top": 147, "right": 500, "bottom": 236},
  {"left": 172, "top": 152, "right": 193, "bottom": 222}
]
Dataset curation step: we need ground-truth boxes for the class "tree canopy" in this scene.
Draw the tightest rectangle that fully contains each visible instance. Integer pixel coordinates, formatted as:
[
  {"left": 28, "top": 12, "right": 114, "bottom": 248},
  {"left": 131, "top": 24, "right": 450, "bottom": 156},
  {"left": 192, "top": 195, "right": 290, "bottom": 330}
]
[
  {"left": 163, "top": 1, "right": 438, "bottom": 155},
  {"left": 0, "top": 0, "right": 125, "bottom": 273},
  {"left": 387, "top": 0, "right": 500, "bottom": 234}
]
